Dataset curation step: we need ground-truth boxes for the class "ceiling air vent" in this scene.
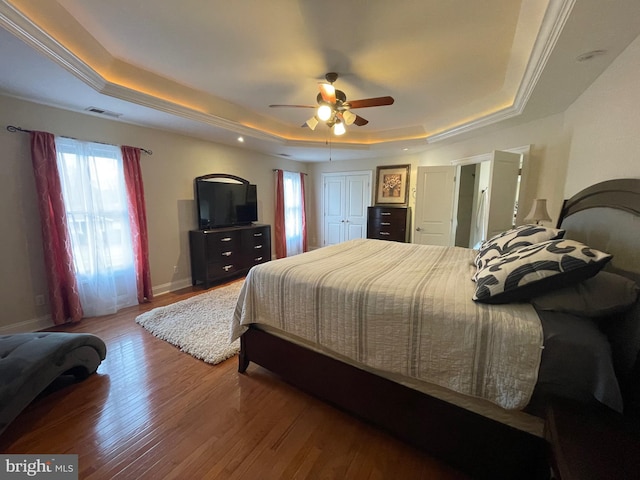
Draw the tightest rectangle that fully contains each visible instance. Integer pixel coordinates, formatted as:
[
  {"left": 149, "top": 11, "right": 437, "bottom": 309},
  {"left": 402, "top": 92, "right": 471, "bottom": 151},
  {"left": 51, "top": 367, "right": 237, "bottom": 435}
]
[{"left": 85, "top": 106, "right": 122, "bottom": 118}]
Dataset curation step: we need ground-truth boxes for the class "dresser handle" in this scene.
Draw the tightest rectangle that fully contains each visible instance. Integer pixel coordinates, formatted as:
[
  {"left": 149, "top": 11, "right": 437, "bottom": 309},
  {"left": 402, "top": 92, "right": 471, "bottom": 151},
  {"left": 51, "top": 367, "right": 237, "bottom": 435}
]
[
  {"left": 381, "top": 212, "right": 391, "bottom": 216},
  {"left": 254, "top": 233, "right": 263, "bottom": 237},
  {"left": 254, "top": 245, "right": 262, "bottom": 249},
  {"left": 381, "top": 222, "right": 391, "bottom": 226},
  {"left": 255, "top": 256, "right": 263, "bottom": 261},
  {"left": 220, "top": 237, "right": 232, "bottom": 242},
  {"left": 222, "top": 251, "right": 232, "bottom": 256},
  {"left": 223, "top": 265, "right": 234, "bottom": 271},
  {"left": 380, "top": 232, "right": 390, "bottom": 236}
]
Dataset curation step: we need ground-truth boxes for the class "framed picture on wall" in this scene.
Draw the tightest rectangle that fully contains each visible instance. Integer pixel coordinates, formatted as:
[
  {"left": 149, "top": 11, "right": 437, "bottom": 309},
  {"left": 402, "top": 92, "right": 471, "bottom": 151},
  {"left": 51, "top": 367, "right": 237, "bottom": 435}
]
[{"left": 375, "top": 164, "right": 410, "bottom": 205}]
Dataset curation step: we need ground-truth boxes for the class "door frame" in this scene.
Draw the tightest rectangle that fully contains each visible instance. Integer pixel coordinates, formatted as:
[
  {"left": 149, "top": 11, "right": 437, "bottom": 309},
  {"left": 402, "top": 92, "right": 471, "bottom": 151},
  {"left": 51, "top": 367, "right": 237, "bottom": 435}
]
[{"left": 451, "top": 145, "right": 531, "bottom": 226}]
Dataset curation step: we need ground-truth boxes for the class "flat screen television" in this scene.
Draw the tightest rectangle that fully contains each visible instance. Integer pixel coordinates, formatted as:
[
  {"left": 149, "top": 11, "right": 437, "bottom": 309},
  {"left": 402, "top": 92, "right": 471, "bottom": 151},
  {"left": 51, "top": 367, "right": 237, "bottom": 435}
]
[{"left": 195, "top": 175, "right": 257, "bottom": 229}]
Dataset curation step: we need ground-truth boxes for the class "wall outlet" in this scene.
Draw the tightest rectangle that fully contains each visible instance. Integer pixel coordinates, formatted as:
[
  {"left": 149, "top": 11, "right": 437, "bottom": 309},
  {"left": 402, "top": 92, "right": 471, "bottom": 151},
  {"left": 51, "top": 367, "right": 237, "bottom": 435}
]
[
  {"left": 173, "top": 265, "right": 179, "bottom": 274},
  {"left": 35, "top": 294, "right": 45, "bottom": 306}
]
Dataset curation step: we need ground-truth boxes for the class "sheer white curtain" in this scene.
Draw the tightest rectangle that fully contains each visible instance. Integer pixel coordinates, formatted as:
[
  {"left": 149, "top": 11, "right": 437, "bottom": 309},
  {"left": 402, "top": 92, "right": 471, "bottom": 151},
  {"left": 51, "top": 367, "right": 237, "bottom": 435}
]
[
  {"left": 55, "top": 137, "right": 138, "bottom": 316},
  {"left": 283, "top": 170, "right": 304, "bottom": 256}
]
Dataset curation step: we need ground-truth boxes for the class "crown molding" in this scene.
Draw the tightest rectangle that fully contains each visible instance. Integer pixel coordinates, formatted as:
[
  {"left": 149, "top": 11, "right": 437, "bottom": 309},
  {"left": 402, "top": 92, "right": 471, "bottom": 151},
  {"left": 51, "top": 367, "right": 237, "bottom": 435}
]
[
  {"left": 427, "top": 0, "right": 575, "bottom": 143},
  {"left": 0, "top": 1, "right": 105, "bottom": 90},
  {"left": 0, "top": 1, "right": 287, "bottom": 144}
]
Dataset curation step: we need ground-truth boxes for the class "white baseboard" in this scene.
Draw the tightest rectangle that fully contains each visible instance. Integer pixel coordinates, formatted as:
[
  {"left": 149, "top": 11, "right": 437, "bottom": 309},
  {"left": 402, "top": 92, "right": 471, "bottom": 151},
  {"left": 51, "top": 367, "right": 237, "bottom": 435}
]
[
  {"left": 152, "top": 277, "right": 193, "bottom": 297},
  {"left": 0, "top": 315, "right": 53, "bottom": 334},
  {"left": 1, "top": 278, "right": 193, "bottom": 334}
]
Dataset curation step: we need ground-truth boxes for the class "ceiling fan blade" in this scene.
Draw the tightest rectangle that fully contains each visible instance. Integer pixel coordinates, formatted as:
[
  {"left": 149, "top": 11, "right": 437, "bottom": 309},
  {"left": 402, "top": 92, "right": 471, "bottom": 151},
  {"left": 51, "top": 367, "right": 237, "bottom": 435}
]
[
  {"left": 318, "top": 83, "right": 336, "bottom": 103},
  {"left": 269, "top": 104, "right": 315, "bottom": 108},
  {"left": 346, "top": 96, "right": 395, "bottom": 109},
  {"left": 354, "top": 115, "right": 369, "bottom": 126}
]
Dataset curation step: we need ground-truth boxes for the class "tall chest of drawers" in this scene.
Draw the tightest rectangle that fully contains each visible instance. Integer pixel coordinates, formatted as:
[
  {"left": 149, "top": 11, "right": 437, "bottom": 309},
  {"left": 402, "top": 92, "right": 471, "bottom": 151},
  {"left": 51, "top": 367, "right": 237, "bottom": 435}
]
[
  {"left": 367, "top": 206, "right": 411, "bottom": 243},
  {"left": 189, "top": 224, "right": 271, "bottom": 288}
]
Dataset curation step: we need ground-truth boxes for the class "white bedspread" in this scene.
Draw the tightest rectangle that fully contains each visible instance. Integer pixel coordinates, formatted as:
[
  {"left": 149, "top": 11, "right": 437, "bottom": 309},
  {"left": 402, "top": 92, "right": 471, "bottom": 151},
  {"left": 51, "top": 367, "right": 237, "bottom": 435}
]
[{"left": 232, "top": 239, "right": 544, "bottom": 410}]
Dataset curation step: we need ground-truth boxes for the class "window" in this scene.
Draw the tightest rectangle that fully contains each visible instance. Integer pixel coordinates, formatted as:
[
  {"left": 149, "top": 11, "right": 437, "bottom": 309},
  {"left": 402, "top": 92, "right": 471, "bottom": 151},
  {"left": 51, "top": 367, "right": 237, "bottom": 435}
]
[
  {"left": 283, "top": 171, "right": 305, "bottom": 256},
  {"left": 55, "top": 137, "right": 138, "bottom": 316}
]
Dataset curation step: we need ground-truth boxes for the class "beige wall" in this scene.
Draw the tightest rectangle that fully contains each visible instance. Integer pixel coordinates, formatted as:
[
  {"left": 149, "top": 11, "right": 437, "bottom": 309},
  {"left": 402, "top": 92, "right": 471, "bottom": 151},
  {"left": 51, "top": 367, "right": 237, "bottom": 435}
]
[
  {"left": 0, "top": 95, "right": 306, "bottom": 332},
  {"left": 563, "top": 33, "right": 640, "bottom": 196}
]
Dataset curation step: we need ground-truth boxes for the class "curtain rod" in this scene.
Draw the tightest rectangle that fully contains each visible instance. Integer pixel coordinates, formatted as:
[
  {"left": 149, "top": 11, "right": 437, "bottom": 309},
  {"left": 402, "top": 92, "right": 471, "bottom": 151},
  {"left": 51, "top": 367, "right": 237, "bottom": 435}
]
[
  {"left": 6, "top": 125, "right": 153, "bottom": 155},
  {"left": 273, "top": 168, "right": 307, "bottom": 175}
]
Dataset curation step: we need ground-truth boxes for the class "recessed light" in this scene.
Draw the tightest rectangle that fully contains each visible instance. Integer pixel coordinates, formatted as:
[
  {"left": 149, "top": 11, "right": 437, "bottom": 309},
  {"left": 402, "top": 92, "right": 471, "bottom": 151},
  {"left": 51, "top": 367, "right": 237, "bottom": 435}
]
[
  {"left": 402, "top": 147, "right": 409, "bottom": 151},
  {"left": 576, "top": 50, "right": 607, "bottom": 62},
  {"left": 237, "top": 136, "right": 244, "bottom": 143}
]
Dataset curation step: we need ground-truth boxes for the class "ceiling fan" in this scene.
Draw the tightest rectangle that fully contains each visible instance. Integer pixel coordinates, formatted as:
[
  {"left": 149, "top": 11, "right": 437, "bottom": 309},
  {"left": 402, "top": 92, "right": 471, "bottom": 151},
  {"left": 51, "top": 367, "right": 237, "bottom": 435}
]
[{"left": 269, "top": 72, "right": 394, "bottom": 136}]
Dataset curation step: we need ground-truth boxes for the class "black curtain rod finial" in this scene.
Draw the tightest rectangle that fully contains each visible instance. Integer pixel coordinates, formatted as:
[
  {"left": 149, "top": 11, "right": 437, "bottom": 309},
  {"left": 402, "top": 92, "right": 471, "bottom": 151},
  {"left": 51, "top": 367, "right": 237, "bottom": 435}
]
[{"left": 7, "top": 125, "right": 31, "bottom": 133}]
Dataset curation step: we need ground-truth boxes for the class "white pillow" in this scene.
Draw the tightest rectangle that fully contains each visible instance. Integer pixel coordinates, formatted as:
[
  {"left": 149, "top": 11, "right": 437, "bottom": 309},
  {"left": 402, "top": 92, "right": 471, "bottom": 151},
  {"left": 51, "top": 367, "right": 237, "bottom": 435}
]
[
  {"left": 473, "top": 239, "right": 612, "bottom": 304},
  {"left": 474, "top": 224, "right": 565, "bottom": 273}
]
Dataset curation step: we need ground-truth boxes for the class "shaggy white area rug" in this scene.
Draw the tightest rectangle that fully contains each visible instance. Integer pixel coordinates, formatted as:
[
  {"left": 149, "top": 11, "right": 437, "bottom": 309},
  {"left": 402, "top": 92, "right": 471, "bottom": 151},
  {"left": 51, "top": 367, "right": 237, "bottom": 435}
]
[{"left": 135, "top": 280, "right": 244, "bottom": 364}]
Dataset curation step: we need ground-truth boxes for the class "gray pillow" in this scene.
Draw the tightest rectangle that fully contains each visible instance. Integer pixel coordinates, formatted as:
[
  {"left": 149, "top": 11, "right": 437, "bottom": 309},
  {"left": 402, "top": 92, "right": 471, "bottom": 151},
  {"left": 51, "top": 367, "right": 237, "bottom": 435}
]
[
  {"left": 473, "top": 239, "right": 612, "bottom": 304},
  {"left": 531, "top": 271, "right": 640, "bottom": 318}
]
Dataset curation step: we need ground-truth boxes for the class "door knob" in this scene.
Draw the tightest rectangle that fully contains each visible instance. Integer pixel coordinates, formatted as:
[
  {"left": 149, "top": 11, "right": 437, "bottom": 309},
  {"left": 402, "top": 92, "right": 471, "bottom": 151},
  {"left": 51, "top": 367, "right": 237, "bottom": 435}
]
[{"left": 416, "top": 227, "right": 422, "bottom": 231}]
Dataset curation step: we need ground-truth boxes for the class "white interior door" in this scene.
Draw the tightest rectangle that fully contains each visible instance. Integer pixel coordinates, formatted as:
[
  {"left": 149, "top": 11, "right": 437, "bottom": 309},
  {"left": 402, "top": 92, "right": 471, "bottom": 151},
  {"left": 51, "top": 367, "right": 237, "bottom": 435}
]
[
  {"left": 323, "top": 171, "right": 371, "bottom": 246},
  {"left": 414, "top": 166, "right": 456, "bottom": 246},
  {"left": 485, "top": 151, "right": 521, "bottom": 239}
]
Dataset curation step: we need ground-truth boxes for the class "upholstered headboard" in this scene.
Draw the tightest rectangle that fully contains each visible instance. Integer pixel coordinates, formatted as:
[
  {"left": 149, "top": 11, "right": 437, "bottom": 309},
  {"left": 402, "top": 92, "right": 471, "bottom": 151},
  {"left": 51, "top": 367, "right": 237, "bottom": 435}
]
[
  {"left": 557, "top": 178, "right": 640, "bottom": 417},
  {"left": 558, "top": 178, "right": 640, "bottom": 283}
]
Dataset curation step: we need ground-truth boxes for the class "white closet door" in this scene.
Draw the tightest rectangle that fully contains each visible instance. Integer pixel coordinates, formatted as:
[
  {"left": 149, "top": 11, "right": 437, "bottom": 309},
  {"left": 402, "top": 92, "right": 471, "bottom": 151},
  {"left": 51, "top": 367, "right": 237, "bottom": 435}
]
[
  {"left": 322, "top": 171, "right": 371, "bottom": 246},
  {"left": 345, "top": 174, "right": 370, "bottom": 241},
  {"left": 323, "top": 175, "right": 346, "bottom": 246}
]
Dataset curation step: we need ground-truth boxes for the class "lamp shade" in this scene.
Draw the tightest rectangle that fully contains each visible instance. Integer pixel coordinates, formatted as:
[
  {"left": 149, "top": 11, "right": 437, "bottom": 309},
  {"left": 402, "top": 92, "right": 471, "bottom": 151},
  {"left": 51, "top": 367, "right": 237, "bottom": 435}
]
[
  {"left": 305, "top": 116, "right": 319, "bottom": 130},
  {"left": 333, "top": 121, "right": 346, "bottom": 136},
  {"left": 342, "top": 110, "right": 357, "bottom": 125},
  {"left": 524, "top": 198, "right": 552, "bottom": 224}
]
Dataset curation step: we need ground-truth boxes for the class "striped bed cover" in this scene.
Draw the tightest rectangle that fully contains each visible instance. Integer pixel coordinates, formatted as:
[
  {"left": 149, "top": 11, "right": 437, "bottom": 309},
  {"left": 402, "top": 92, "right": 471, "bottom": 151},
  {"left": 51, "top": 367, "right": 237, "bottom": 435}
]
[{"left": 232, "top": 239, "right": 544, "bottom": 410}]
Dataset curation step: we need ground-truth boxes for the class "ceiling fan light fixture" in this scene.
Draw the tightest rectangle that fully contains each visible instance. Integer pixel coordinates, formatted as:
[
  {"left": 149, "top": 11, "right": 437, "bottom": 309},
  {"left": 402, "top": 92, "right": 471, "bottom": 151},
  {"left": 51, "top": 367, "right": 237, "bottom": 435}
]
[
  {"left": 305, "top": 116, "right": 319, "bottom": 130},
  {"left": 333, "top": 121, "right": 346, "bottom": 136},
  {"left": 342, "top": 110, "right": 356, "bottom": 125},
  {"left": 317, "top": 104, "right": 332, "bottom": 121}
]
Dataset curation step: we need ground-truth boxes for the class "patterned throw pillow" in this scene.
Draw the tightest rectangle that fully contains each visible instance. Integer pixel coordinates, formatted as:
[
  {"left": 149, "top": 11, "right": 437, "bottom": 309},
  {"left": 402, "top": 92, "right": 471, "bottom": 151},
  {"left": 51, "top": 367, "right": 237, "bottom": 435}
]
[
  {"left": 473, "top": 239, "right": 612, "bottom": 304},
  {"left": 473, "top": 224, "right": 565, "bottom": 274}
]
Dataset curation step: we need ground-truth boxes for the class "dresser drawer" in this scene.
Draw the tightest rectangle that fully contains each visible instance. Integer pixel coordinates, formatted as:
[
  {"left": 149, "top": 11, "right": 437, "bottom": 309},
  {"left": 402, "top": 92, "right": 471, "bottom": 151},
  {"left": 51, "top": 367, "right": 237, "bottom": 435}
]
[
  {"left": 207, "top": 261, "right": 240, "bottom": 277},
  {"left": 368, "top": 208, "right": 406, "bottom": 222},
  {"left": 205, "top": 230, "right": 241, "bottom": 253},
  {"left": 367, "top": 228, "right": 406, "bottom": 242},
  {"left": 242, "top": 227, "right": 269, "bottom": 247}
]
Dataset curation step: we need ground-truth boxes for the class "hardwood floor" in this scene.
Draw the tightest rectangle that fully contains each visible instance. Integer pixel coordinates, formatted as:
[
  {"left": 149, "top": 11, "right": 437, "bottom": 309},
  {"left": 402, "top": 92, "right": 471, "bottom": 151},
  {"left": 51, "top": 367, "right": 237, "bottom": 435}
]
[{"left": 1, "top": 281, "right": 469, "bottom": 479}]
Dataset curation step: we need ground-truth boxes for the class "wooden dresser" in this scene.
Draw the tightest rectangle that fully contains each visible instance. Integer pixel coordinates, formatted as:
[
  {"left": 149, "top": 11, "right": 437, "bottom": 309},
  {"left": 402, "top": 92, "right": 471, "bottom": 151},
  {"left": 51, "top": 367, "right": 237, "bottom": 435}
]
[
  {"left": 367, "top": 206, "right": 410, "bottom": 243},
  {"left": 189, "top": 224, "right": 271, "bottom": 288}
]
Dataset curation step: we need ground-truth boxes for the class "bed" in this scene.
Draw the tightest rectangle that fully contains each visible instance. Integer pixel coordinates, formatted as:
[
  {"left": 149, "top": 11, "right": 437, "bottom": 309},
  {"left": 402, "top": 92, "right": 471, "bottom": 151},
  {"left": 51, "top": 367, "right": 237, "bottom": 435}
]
[{"left": 232, "top": 178, "right": 640, "bottom": 479}]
